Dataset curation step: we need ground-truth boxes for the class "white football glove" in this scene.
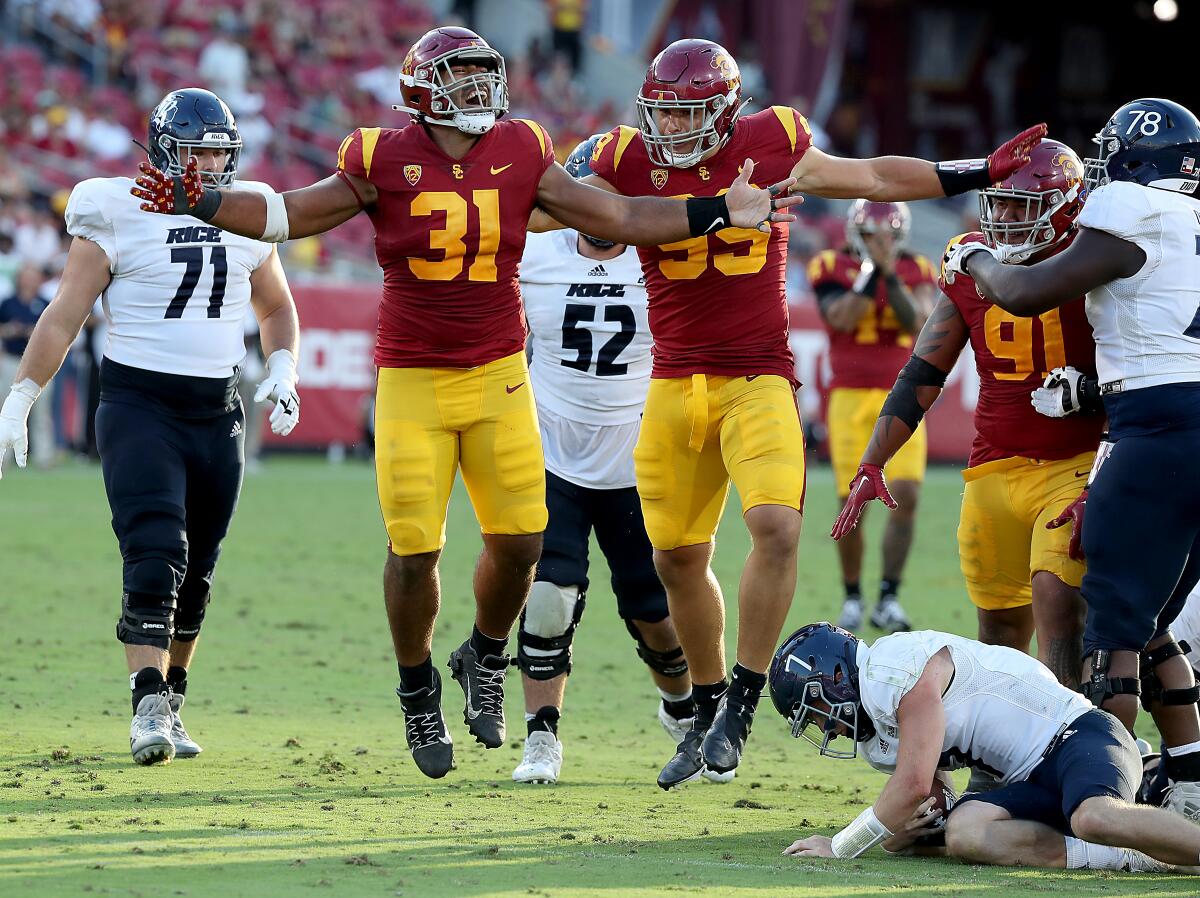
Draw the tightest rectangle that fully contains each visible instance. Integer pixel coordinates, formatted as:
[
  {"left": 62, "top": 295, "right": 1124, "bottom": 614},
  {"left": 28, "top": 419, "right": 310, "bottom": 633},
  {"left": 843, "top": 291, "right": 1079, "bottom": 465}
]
[
  {"left": 1031, "top": 366, "right": 1085, "bottom": 418},
  {"left": 941, "top": 241, "right": 1031, "bottom": 285},
  {"left": 253, "top": 349, "right": 300, "bottom": 436},
  {"left": 0, "top": 379, "right": 40, "bottom": 479}
]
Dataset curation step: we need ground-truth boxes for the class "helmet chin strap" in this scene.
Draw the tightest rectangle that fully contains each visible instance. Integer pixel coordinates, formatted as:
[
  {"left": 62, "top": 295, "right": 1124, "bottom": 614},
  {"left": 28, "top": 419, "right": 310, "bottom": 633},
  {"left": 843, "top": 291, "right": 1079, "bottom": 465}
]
[{"left": 581, "top": 234, "right": 616, "bottom": 250}]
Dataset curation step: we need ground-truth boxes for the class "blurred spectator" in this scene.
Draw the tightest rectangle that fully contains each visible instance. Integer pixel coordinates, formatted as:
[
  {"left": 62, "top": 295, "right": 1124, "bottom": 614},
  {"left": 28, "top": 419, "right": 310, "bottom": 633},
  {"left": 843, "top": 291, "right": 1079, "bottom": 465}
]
[
  {"left": 84, "top": 109, "right": 133, "bottom": 160},
  {"left": 198, "top": 16, "right": 255, "bottom": 111},
  {"left": 13, "top": 203, "right": 62, "bottom": 270},
  {"left": 0, "top": 263, "right": 55, "bottom": 468},
  {"left": 0, "top": 232, "right": 20, "bottom": 296},
  {"left": 547, "top": 0, "right": 586, "bottom": 75}
]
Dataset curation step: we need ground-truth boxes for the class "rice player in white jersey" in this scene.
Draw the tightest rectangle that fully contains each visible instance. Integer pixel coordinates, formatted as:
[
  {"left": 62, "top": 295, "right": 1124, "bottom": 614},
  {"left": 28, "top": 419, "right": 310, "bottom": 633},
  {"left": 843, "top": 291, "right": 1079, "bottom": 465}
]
[
  {"left": 511, "top": 136, "right": 710, "bottom": 786},
  {"left": 946, "top": 97, "right": 1200, "bottom": 820},
  {"left": 768, "top": 623, "right": 1200, "bottom": 873},
  {"left": 0, "top": 89, "right": 301, "bottom": 766}
]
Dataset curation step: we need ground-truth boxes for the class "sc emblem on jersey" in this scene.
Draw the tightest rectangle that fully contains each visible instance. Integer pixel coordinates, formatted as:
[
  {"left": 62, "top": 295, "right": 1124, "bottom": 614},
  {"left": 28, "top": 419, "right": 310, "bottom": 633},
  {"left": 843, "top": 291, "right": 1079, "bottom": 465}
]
[
  {"left": 452, "top": 164, "right": 465, "bottom": 180},
  {"left": 404, "top": 165, "right": 422, "bottom": 186}
]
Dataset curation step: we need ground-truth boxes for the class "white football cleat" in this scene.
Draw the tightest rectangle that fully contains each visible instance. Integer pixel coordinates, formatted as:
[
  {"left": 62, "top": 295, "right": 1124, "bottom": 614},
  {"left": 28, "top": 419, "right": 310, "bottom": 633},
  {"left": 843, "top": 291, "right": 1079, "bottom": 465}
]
[
  {"left": 870, "top": 599, "right": 912, "bottom": 633},
  {"left": 167, "top": 692, "right": 202, "bottom": 757},
  {"left": 658, "top": 701, "right": 691, "bottom": 745},
  {"left": 130, "top": 693, "right": 176, "bottom": 765},
  {"left": 1164, "top": 780, "right": 1200, "bottom": 821},
  {"left": 1119, "top": 847, "right": 1176, "bottom": 873},
  {"left": 838, "top": 598, "right": 864, "bottom": 631},
  {"left": 512, "top": 731, "right": 562, "bottom": 784}
]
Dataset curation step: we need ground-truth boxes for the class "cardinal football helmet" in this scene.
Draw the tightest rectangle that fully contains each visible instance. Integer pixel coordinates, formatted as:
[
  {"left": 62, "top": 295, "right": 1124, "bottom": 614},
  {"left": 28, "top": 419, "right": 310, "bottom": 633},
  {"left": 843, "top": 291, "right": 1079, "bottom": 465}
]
[
  {"left": 1084, "top": 98, "right": 1200, "bottom": 195},
  {"left": 396, "top": 26, "right": 508, "bottom": 135},
  {"left": 979, "top": 138, "right": 1086, "bottom": 262},
  {"left": 147, "top": 88, "right": 241, "bottom": 187},
  {"left": 636, "top": 39, "right": 745, "bottom": 169},
  {"left": 846, "top": 200, "right": 911, "bottom": 260},
  {"left": 769, "top": 622, "right": 875, "bottom": 759}
]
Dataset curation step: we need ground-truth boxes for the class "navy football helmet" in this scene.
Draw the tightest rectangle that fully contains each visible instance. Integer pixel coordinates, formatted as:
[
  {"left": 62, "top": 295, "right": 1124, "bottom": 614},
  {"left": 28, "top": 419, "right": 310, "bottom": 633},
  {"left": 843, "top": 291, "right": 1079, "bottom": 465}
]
[
  {"left": 147, "top": 88, "right": 241, "bottom": 187},
  {"left": 566, "top": 134, "right": 615, "bottom": 250},
  {"left": 769, "top": 622, "right": 875, "bottom": 759},
  {"left": 1084, "top": 98, "right": 1200, "bottom": 195}
]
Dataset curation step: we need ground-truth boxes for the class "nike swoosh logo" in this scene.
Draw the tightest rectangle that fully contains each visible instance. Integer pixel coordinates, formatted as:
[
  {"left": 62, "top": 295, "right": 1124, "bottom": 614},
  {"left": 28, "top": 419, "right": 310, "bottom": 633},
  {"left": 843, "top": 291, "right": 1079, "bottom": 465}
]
[
  {"left": 490, "top": 163, "right": 513, "bottom": 175},
  {"left": 1074, "top": 471, "right": 1088, "bottom": 477},
  {"left": 506, "top": 383, "right": 525, "bottom": 394},
  {"left": 703, "top": 217, "right": 725, "bottom": 234},
  {"left": 746, "top": 375, "right": 760, "bottom": 381}
]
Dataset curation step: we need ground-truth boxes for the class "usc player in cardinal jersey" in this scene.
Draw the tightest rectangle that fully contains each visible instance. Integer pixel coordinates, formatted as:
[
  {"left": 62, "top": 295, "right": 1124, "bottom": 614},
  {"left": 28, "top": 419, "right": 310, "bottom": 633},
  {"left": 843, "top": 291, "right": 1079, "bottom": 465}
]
[
  {"left": 831, "top": 143, "right": 1103, "bottom": 787},
  {"left": 129, "top": 26, "right": 802, "bottom": 780},
  {"left": 809, "top": 200, "right": 938, "bottom": 634},
  {"left": 531, "top": 37, "right": 1046, "bottom": 788}
]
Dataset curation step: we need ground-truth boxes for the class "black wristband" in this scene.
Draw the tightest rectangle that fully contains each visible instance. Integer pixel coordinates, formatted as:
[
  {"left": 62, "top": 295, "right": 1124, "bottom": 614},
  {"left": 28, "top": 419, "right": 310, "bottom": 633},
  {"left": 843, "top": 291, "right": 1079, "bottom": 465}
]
[
  {"left": 853, "top": 266, "right": 883, "bottom": 296},
  {"left": 935, "top": 159, "right": 993, "bottom": 197},
  {"left": 686, "top": 194, "right": 732, "bottom": 237},
  {"left": 1079, "top": 375, "right": 1103, "bottom": 413},
  {"left": 191, "top": 188, "right": 223, "bottom": 222}
]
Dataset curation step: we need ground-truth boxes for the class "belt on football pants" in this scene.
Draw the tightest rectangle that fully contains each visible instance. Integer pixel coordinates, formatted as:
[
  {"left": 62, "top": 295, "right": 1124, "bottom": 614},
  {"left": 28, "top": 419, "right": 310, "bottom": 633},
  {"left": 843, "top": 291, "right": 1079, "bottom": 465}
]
[{"left": 688, "top": 374, "right": 708, "bottom": 452}]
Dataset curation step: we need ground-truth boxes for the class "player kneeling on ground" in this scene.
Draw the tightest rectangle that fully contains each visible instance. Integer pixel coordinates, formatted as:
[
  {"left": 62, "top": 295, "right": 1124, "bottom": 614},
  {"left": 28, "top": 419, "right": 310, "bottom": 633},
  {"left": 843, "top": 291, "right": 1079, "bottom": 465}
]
[
  {"left": 513, "top": 137, "right": 727, "bottom": 785},
  {"left": 769, "top": 623, "right": 1200, "bottom": 872},
  {"left": 0, "top": 89, "right": 301, "bottom": 765}
]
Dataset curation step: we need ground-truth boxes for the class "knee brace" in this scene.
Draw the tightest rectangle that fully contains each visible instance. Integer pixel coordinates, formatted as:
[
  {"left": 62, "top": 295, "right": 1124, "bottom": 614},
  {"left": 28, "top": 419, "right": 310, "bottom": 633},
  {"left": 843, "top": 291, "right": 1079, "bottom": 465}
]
[
  {"left": 624, "top": 619, "right": 689, "bottom": 679},
  {"left": 174, "top": 582, "right": 212, "bottom": 642},
  {"left": 1080, "top": 649, "right": 1141, "bottom": 708},
  {"left": 116, "top": 591, "right": 176, "bottom": 649},
  {"left": 517, "top": 582, "right": 584, "bottom": 680},
  {"left": 1139, "top": 641, "right": 1200, "bottom": 711}
]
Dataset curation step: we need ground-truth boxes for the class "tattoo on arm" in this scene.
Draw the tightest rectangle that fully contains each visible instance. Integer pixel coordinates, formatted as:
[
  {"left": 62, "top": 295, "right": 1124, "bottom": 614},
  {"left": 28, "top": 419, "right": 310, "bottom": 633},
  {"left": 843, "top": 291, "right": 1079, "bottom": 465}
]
[{"left": 1045, "top": 637, "right": 1083, "bottom": 690}]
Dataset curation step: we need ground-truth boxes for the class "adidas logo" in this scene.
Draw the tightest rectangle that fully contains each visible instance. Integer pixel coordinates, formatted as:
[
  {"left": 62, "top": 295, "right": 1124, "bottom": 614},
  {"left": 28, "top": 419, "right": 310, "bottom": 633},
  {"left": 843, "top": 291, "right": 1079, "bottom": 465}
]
[
  {"left": 588, "top": 264, "right": 607, "bottom": 277},
  {"left": 230, "top": 420, "right": 243, "bottom": 438}
]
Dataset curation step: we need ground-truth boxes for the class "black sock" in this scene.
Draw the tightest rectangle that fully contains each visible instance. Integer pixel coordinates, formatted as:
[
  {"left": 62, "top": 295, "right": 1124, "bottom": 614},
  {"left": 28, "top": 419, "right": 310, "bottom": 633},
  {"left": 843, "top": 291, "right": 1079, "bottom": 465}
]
[
  {"left": 166, "top": 665, "right": 188, "bottom": 696},
  {"left": 130, "top": 667, "right": 167, "bottom": 713},
  {"left": 693, "top": 680, "right": 728, "bottom": 727},
  {"left": 729, "top": 663, "right": 767, "bottom": 710},
  {"left": 844, "top": 581, "right": 861, "bottom": 602},
  {"left": 398, "top": 655, "right": 435, "bottom": 693},
  {"left": 663, "top": 696, "right": 696, "bottom": 720},
  {"left": 470, "top": 626, "right": 508, "bottom": 661},
  {"left": 528, "top": 705, "right": 560, "bottom": 737},
  {"left": 880, "top": 578, "right": 901, "bottom": 603},
  {"left": 1164, "top": 749, "right": 1200, "bottom": 783}
]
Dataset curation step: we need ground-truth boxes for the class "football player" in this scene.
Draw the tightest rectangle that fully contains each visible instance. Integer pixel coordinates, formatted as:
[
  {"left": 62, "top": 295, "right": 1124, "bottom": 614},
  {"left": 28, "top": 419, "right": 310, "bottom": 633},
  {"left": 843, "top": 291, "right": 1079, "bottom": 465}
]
[
  {"left": 832, "top": 140, "right": 1097, "bottom": 701},
  {"left": 0, "top": 88, "right": 301, "bottom": 765},
  {"left": 945, "top": 98, "right": 1200, "bottom": 820},
  {"left": 809, "top": 201, "right": 937, "bottom": 633},
  {"left": 513, "top": 136, "right": 724, "bottom": 785},
  {"left": 129, "top": 27, "right": 802, "bottom": 780},
  {"left": 534, "top": 38, "right": 1045, "bottom": 787},
  {"left": 771, "top": 623, "right": 1200, "bottom": 872}
]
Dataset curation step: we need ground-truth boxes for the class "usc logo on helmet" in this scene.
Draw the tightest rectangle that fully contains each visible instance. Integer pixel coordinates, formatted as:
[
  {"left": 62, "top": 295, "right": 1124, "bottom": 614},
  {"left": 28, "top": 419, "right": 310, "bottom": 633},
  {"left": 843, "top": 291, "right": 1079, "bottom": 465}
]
[{"left": 1053, "top": 152, "right": 1082, "bottom": 185}]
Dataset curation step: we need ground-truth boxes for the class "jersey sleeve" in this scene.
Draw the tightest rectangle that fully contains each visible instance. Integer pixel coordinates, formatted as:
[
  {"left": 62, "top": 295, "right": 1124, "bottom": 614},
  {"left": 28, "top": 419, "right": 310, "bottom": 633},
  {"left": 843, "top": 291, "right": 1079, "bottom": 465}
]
[
  {"left": 910, "top": 254, "right": 938, "bottom": 287},
  {"left": 860, "top": 635, "right": 927, "bottom": 721},
  {"left": 938, "top": 232, "right": 984, "bottom": 297},
  {"left": 806, "top": 250, "right": 850, "bottom": 290},
  {"left": 510, "top": 119, "right": 555, "bottom": 176},
  {"left": 588, "top": 125, "right": 639, "bottom": 188},
  {"left": 336, "top": 127, "right": 383, "bottom": 182},
  {"left": 64, "top": 179, "right": 117, "bottom": 270},
  {"left": 1077, "top": 181, "right": 1156, "bottom": 246},
  {"left": 767, "top": 106, "right": 814, "bottom": 166}
]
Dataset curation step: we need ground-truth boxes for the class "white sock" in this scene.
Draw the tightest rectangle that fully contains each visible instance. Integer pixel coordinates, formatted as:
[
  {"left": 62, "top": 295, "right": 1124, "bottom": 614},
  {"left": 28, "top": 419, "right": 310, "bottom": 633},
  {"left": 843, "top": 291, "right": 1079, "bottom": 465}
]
[
  {"left": 657, "top": 687, "right": 693, "bottom": 704},
  {"left": 1064, "top": 836, "right": 1127, "bottom": 870},
  {"left": 1165, "top": 739, "right": 1200, "bottom": 757}
]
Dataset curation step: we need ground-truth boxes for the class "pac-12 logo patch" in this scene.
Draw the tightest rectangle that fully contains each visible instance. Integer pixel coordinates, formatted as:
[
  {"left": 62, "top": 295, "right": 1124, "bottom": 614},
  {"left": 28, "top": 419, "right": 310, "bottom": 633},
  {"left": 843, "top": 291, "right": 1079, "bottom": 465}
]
[
  {"left": 404, "top": 165, "right": 422, "bottom": 185},
  {"left": 651, "top": 168, "right": 668, "bottom": 190}
]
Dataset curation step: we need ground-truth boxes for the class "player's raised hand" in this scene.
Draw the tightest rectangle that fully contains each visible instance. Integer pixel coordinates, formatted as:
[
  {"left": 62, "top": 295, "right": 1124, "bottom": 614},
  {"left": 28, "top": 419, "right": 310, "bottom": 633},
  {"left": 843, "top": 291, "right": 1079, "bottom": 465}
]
[
  {"left": 253, "top": 349, "right": 301, "bottom": 437},
  {"left": 0, "top": 380, "right": 39, "bottom": 480},
  {"left": 726, "top": 159, "right": 804, "bottom": 233},
  {"left": 987, "top": 123, "right": 1048, "bottom": 182},
  {"left": 1047, "top": 489, "right": 1087, "bottom": 561},
  {"left": 132, "top": 156, "right": 206, "bottom": 215},
  {"left": 831, "top": 464, "right": 898, "bottom": 540},
  {"left": 783, "top": 835, "right": 834, "bottom": 858}
]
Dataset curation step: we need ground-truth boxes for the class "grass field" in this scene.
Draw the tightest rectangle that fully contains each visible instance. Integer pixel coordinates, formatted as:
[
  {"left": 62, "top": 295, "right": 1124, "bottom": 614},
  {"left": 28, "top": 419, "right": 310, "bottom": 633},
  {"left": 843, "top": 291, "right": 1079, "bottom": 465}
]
[{"left": 0, "top": 457, "right": 1186, "bottom": 897}]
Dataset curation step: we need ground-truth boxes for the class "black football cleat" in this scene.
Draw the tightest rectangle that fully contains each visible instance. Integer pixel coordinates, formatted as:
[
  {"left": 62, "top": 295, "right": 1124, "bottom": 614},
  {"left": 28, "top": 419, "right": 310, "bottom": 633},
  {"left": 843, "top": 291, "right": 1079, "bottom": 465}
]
[
  {"left": 701, "top": 693, "right": 755, "bottom": 774},
  {"left": 447, "top": 639, "right": 508, "bottom": 748},
  {"left": 658, "top": 726, "right": 708, "bottom": 790},
  {"left": 397, "top": 669, "right": 455, "bottom": 779}
]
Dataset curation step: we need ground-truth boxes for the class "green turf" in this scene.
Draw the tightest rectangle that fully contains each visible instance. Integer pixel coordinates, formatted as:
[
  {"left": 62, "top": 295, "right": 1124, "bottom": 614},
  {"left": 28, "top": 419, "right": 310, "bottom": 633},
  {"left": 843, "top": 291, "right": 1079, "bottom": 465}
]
[{"left": 0, "top": 458, "right": 1187, "bottom": 896}]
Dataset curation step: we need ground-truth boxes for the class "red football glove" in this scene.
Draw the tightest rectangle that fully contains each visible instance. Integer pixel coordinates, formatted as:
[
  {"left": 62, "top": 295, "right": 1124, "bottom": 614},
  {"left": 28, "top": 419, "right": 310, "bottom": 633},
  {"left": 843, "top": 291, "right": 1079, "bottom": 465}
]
[
  {"left": 831, "top": 464, "right": 898, "bottom": 540},
  {"left": 132, "top": 156, "right": 205, "bottom": 214},
  {"left": 1046, "top": 488, "right": 1087, "bottom": 561},
  {"left": 987, "top": 123, "right": 1048, "bottom": 182}
]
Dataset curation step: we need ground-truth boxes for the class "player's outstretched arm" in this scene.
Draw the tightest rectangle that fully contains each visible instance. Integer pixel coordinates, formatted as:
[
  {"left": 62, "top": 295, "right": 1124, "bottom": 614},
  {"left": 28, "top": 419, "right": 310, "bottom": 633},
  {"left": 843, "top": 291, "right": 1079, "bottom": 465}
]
[
  {"left": 831, "top": 296, "right": 967, "bottom": 539},
  {"left": 0, "top": 237, "right": 111, "bottom": 477},
  {"left": 534, "top": 159, "right": 802, "bottom": 245},
  {"left": 790, "top": 124, "right": 1047, "bottom": 202},
  {"left": 958, "top": 227, "right": 1145, "bottom": 317},
  {"left": 249, "top": 248, "right": 302, "bottom": 437},
  {"left": 132, "top": 158, "right": 375, "bottom": 241}
]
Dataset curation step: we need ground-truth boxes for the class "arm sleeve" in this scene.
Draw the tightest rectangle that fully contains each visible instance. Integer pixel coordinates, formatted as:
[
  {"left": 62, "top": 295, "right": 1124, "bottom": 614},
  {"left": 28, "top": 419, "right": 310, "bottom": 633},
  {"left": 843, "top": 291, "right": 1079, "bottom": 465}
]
[{"left": 64, "top": 181, "right": 117, "bottom": 271}]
